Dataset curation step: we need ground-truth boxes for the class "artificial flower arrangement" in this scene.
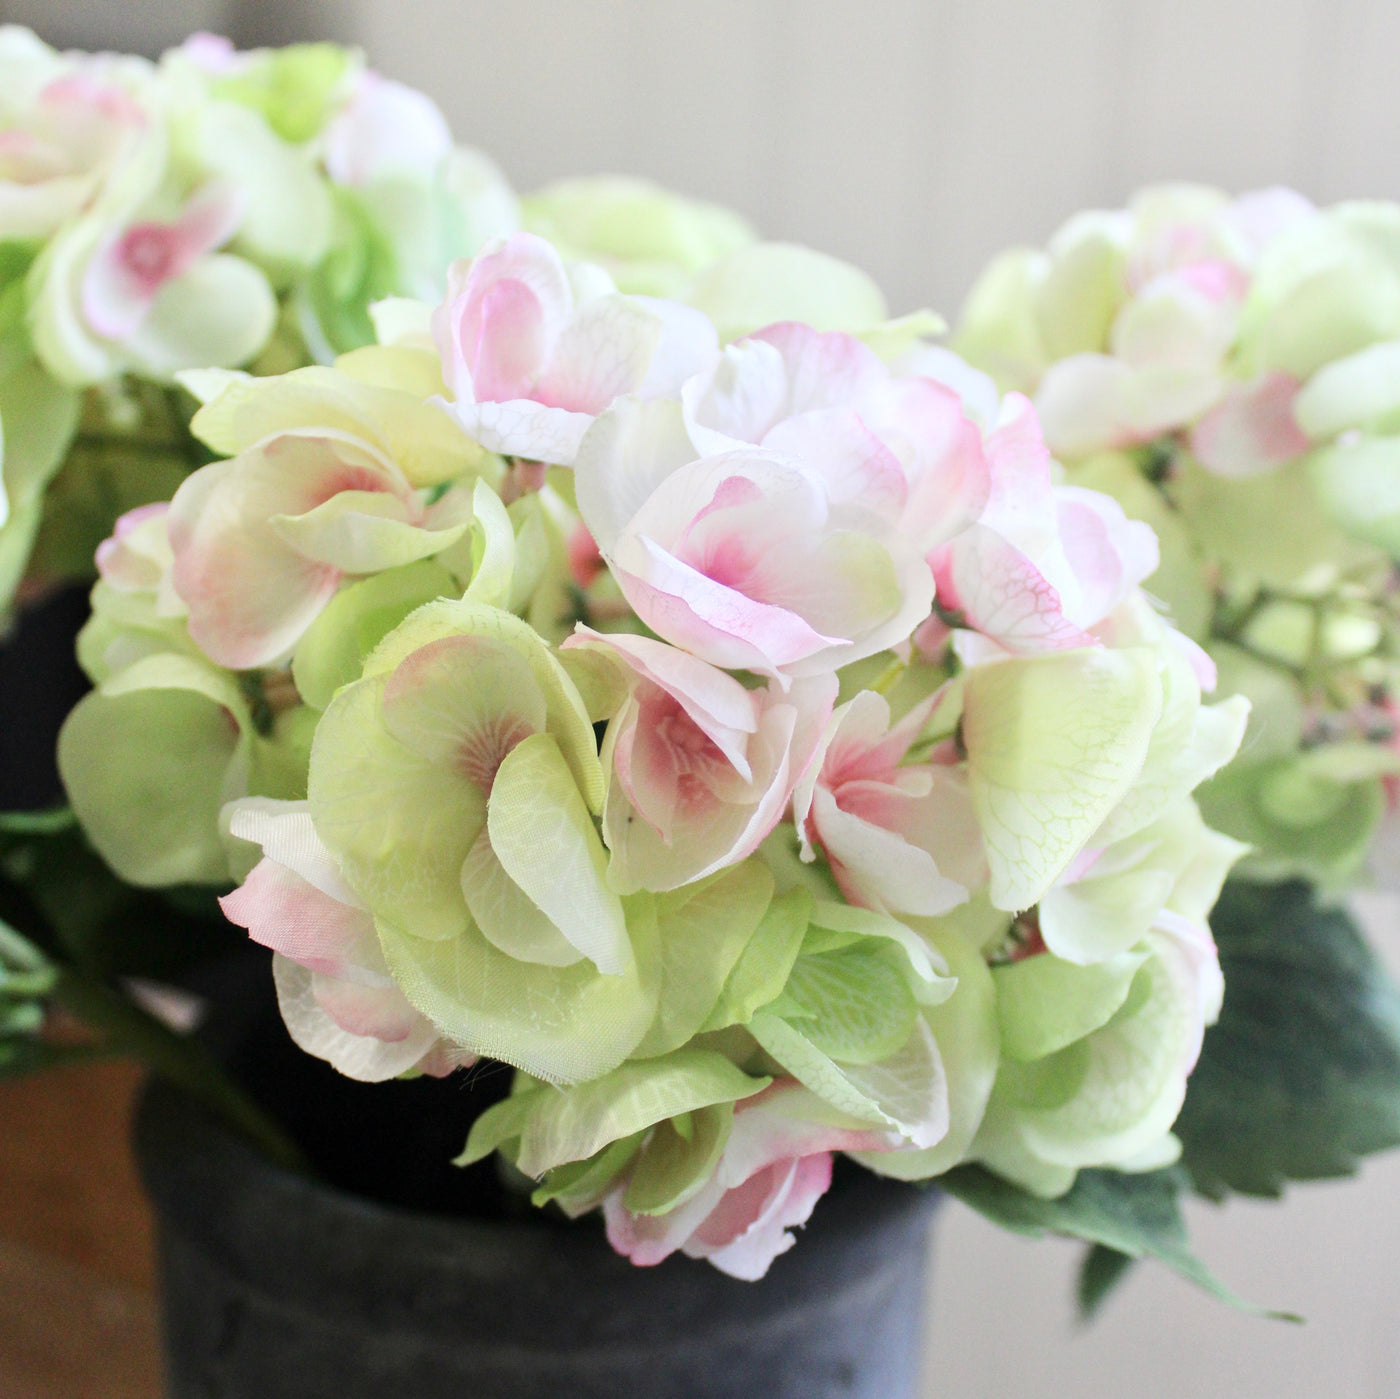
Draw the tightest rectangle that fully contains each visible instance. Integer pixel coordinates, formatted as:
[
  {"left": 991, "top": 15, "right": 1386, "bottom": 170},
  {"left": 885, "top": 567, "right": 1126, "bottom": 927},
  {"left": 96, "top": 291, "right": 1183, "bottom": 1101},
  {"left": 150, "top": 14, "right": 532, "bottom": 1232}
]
[
  {"left": 0, "top": 29, "right": 1397, "bottom": 1338},
  {"left": 44, "top": 220, "right": 1259, "bottom": 1284}
]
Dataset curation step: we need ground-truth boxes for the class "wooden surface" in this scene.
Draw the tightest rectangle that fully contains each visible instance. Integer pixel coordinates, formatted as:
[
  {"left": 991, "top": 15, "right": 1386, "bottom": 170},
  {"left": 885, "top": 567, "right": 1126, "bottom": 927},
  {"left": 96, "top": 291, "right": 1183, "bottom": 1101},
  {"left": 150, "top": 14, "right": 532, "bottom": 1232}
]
[{"left": 0, "top": 1061, "right": 161, "bottom": 1399}]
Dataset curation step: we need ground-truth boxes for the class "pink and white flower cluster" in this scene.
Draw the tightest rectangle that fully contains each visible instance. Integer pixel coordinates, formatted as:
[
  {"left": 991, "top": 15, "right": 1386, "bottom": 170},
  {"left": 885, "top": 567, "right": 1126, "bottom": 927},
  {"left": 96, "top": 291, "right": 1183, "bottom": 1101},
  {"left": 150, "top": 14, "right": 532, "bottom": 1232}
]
[{"left": 64, "top": 224, "right": 1247, "bottom": 1281}]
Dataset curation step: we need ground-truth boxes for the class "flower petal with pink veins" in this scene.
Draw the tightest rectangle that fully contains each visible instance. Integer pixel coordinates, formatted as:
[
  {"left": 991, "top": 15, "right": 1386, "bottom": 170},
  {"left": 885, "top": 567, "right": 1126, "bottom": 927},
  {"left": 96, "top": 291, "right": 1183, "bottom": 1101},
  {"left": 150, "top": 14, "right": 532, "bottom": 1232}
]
[
  {"left": 1188, "top": 372, "right": 1308, "bottom": 478},
  {"left": 452, "top": 396, "right": 597, "bottom": 465},
  {"left": 762, "top": 408, "right": 908, "bottom": 526},
  {"left": 978, "top": 394, "right": 1059, "bottom": 547},
  {"left": 750, "top": 322, "right": 887, "bottom": 416},
  {"left": 932, "top": 523, "right": 1097, "bottom": 653},
  {"left": 533, "top": 295, "right": 661, "bottom": 412}
]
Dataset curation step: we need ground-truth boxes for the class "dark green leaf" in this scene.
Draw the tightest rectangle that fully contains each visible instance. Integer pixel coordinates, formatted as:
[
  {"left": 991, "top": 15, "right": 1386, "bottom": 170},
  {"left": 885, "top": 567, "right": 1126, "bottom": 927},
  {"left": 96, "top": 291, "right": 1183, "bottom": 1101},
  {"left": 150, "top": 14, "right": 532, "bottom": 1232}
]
[
  {"left": 1178, "top": 879, "right": 1400, "bottom": 1199},
  {"left": 940, "top": 1164, "right": 1295, "bottom": 1319},
  {"left": 1077, "top": 1244, "right": 1137, "bottom": 1321}
]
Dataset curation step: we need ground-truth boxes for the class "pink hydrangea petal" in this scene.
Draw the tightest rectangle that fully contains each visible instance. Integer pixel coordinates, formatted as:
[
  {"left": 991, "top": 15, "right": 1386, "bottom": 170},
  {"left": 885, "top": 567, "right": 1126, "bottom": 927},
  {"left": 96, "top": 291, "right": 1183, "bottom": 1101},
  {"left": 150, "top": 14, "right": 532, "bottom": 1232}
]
[
  {"left": 614, "top": 539, "right": 845, "bottom": 680},
  {"left": 451, "top": 397, "right": 594, "bottom": 466},
  {"left": 749, "top": 322, "right": 887, "bottom": 413},
  {"left": 979, "top": 394, "right": 1059, "bottom": 547},
  {"left": 469, "top": 277, "right": 548, "bottom": 403},
  {"left": 532, "top": 295, "right": 660, "bottom": 413},
  {"left": 692, "top": 1154, "right": 835, "bottom": 1280},
  {"left": 311, "top": 971, "right": 423, "bottom": 1042},
  {"left": 762, "top": 408, "right": 908, "bottom": 526},
  {"left": 812, "top": 785, "right": 969, "bottom": 917},
  {"left": 932, "top": 523, "right": 1097, "bottom": 653},
  {"left": 82, "top": 183, "right": 243, "bottom": 340},
  {"left": 433, "top": 233, "right": 573, "bottom": 404},
  {"left": 322, "top": 72, "right": 452, "bottom": 187},
  {"left": 170, "top": 434, "right": 406, "bottom": 668},
  {"left": 1188, "top": 372, "right": 1308, "bottom": 478},
  {"left": 858, "top": 376, "right": 991, "bottom": 550},
  {"left": 565, "top": 626, "right": 758, "bottom": 772},
  {"left": 220, "top": 857, "right": 380, "bottom": 977},
  {"left": 632, "top": 296, "right": 719, "bottom": 399}
]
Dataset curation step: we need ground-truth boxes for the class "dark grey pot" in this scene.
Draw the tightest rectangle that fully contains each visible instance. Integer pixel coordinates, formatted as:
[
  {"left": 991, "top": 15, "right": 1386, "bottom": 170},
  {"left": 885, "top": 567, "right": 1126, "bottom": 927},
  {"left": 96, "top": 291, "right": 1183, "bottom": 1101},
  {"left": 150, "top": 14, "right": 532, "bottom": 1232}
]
[{"left": 136, "top": 1076, "right": 938, "bottom": 1399}]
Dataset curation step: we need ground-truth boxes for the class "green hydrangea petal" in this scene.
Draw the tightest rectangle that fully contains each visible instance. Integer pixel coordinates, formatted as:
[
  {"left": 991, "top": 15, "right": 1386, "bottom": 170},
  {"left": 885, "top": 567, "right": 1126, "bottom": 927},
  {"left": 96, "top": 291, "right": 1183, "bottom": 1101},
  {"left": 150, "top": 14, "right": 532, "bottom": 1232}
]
[
  {"left": 633, "top": 861, "right": 775, "bottom": 1058},
  {"left": 963, "top": 648, "right": 1163, "bottom": 912}
]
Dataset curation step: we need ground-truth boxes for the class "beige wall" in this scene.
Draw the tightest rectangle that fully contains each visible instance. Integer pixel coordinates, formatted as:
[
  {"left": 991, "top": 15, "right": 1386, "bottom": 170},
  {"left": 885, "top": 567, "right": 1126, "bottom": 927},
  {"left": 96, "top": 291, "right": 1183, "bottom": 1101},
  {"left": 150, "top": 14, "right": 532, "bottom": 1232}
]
[{"left": 350, "top": 0, "right": 1400, "bottom": 319}]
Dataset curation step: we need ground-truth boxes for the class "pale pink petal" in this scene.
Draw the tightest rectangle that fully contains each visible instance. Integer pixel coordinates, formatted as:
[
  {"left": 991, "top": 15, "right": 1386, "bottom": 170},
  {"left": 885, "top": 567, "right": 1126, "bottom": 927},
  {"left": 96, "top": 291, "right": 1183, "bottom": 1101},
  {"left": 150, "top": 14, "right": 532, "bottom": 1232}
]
[
  {"left": 750, "top": 322, "right": 887, "bottom": 415},
  {"left": 857, "top": 376, "right": 991, "bottom": 550},
  {"left": 1224, "top": 187, "right": 1316, "bottom": 258},
  {"left": 1188, "top": 372, "right": 1308, "bottom": 478},
  {"left": 614, "top": 540, "right": 844, "bottom": 680},
  {"left": 169, "top": 433, "right": 407, "bottom": 668},
  {"left": 311, "top": 971, "right": 423, "bottom": 1042},
  {"left": 433, "top": 233, "right": 573, "bottom": 403},
  {"left": 82, "top": 183, "right": 242, "bottom": 339},
  {"left": 323, "top": 72, "right": 452, "bottom": 187},
  {"left": 762, "top": 408, "right": 908, "bottom": 526},
  {"left": 812, "top": 785, "right": 969, "bottom": 916},
  {"left": 533, "top": 295, "right": 659, "bottom": 413},
  {"left": 931, "top": 524, "right": 1096, "bottom": 653},
  {"left": 1034, "top": 355, "right": 1138, "bottom": 458},
  {"left": 691, "top": 1154, "right": 833, "bottom": 1280},
  {"left": 469, "top": 278, "right": 548, "bottom": 403},
  {"left": 220, "top": 857, "right": 379, "bottom": 977},
  {"left": 979, "top": 394, "right": 1059, "bottom": 547},
  {"left": 450, "top": 396, "right": 595, "bottom": 466},
  {"left": 565, "top": 626, "right": 758, "bottom": 772},
  {"left": 632, "top": 296, "right": 719, "bottom": 399}
]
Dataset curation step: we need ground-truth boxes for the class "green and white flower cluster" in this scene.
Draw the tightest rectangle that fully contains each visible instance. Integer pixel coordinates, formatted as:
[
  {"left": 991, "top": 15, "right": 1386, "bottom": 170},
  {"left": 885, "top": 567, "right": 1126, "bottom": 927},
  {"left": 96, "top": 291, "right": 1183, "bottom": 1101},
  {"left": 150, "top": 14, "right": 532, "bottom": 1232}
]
[
  {"left": 954, "top": 185, "right": 1400, "bottom": 887},
  {"left": 55, "top": 204, "right": 1251, "bottom": 1277}
]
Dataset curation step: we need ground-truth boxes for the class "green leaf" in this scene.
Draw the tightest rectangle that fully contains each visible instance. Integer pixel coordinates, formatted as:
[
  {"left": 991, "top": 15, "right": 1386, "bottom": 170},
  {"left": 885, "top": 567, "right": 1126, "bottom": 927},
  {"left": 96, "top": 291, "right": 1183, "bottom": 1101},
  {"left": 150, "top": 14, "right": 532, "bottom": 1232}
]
[
  {"left": 940, "top": 1164, "right": 1293, "bottom": 1318},
  {"left": 1175, "top": 879, "right": 1400, "bottom": 1199},
  {"left": 1077, "top": 1244, "right": 1138, "bottom": 1321}
]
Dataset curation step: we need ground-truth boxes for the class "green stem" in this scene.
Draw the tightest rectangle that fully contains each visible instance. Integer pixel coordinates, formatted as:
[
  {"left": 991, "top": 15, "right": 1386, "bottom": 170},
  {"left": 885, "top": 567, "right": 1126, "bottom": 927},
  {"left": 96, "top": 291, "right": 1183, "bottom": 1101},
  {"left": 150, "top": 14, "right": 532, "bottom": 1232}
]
[{"left": 50, "top": 970, "right": 311, "bottom": 1176}]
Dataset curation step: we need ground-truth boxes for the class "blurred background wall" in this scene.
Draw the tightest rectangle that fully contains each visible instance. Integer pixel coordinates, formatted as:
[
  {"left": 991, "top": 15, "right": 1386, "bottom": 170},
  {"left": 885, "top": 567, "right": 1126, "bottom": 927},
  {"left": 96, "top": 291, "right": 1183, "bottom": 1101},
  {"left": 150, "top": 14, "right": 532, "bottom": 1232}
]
[
  {"left": 4, "top": 1, "right": 1400, "bottom": 1395},
  {"left": 8, "top": 0, "right": 1400, "bottom": 320}
]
